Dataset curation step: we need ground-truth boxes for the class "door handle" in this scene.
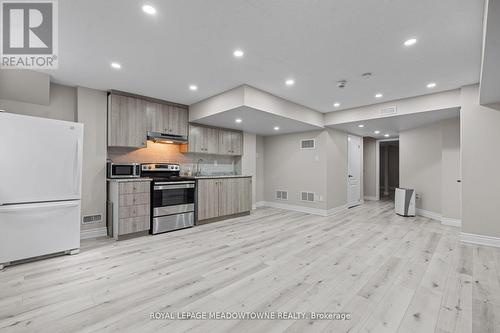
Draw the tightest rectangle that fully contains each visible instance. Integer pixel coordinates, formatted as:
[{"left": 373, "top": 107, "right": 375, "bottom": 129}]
[{"left": 348, "top": 175, "right": 353, "bottom": 178}]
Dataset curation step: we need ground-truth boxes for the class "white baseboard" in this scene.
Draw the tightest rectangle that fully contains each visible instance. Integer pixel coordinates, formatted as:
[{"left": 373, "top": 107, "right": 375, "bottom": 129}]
[
  {"left": 416, "top": 208, "right": 442, "bottom": 221},
  {"left": 80, "top": 227, "right": 108, "bottom": 240},
  {"left": 258, "top": 201, "right": 347, "bottom": 217},
  {"left": 255, "top": 201, "right": 266, "bottom": 208},
  {"left": 326, "top": 205, "right": 348, "bottom": 216},
  {"left": 364, "top": 196, "right": 378, "bottom": 201},
  {"left": 461, "top": 232, "right": 500, "bottom": 248},
  {"left": 441, "top": 217, "right": 462, "bottom": 228}
]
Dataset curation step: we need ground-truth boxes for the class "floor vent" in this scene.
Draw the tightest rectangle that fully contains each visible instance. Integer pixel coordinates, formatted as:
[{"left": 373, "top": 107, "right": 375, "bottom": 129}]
[
  {"left": 276, "top": 190, "right": 288, "bottom": 200},
  {"left": 82, "top": 214, "right": 103, "bottom": 224},
  {"left": 300, "top": 139, "right": 315, "bottom": 149},
  {"left": 301, "top": 192, "right": 315, "bottom": 202}
]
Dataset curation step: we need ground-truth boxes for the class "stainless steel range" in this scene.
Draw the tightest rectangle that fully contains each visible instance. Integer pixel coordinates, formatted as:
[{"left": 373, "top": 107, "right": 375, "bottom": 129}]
[{"left": 141, "top": 163, "right": 195, "bottom": 234}]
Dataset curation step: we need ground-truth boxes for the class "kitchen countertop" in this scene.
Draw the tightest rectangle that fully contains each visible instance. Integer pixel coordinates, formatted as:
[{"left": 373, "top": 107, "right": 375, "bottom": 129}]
[
  {"left": 107, "top": 178, "right": 152, "bottom": 182},
  {"left": 194, "top": 175, "right": 252, "bottom": 179}
]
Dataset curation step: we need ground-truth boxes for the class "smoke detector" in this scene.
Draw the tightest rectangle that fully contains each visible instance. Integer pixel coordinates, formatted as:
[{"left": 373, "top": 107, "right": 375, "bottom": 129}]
[{"left": 337, "top": 80, "right": 347, "bottom": 89}]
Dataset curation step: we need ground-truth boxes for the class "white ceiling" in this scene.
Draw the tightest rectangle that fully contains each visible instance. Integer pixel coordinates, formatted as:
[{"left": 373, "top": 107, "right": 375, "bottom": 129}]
[
  {"left": 193, "top": 106, "right": 321, "bottom": 136},
  {"left": 51, "top": 0, "right": 484, "bottom": 112},
  {"left": 328, "top": 108, "right": 460, "bottom": 138}
]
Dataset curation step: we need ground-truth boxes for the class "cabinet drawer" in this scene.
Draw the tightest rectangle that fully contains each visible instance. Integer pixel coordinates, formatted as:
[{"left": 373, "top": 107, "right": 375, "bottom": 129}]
[
  {"left": 119, "top": 193, "right": 150, "bottom": 206},
  {"left": 119, "top": 204, "right": 150, "bottom": 219},
  {"left": 118, "top": 215, "right": 150, "bottom": 235},
  {"left": 119, "top": 182, "right": 150, "bottom": 194}
]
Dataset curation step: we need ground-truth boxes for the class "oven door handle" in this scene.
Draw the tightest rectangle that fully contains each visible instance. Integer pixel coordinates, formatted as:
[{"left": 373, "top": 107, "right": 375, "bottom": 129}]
[{"left": 154, "top": 184, "right": 195, "bottom": 190}]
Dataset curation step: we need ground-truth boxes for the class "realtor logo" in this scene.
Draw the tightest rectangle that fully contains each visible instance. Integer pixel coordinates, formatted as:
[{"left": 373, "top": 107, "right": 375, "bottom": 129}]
[{"left": 1, "top": 0, "right": 58, "bottom": 68}]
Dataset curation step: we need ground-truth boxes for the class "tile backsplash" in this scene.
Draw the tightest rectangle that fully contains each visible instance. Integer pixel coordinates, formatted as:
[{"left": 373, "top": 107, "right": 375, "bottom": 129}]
[{"left": 108, "top": 141, "right": 241, "bottom": 175}]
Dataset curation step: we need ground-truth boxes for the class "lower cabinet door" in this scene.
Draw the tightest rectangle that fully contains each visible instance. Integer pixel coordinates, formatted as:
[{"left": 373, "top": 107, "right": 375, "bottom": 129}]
[
  {"left": 197, "top": 179, "right": 219, "bottom": 220},
  {"left": 218, "top": 178, "right": 252, "bottom": 216}
]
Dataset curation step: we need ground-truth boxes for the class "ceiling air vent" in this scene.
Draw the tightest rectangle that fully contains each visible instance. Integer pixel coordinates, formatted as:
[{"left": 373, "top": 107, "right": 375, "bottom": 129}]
[
  {"left": 276, "top": 190, "right": 288, "bottom": 200},
  {"left": 82, "top": 214, "right": 103, "bottom": 224},
  {"left": 380, "top": 106, "right": 397, "bottom": 116},
  {"left": 300, "top": 139, "right": 315, "bottom": 149},
  {"left": 301, "top": 192, "right": 315, "bottom": 202}
]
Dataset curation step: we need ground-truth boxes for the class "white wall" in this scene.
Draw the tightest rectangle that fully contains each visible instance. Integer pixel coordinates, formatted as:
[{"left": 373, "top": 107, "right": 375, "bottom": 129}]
[
  {"left": 263, "top": 130, "right": 328, "bottom": 210},
  {"left": 77, "top": 87, "right": 108, "bottom": 232},
  {"left": 262, "top": 128, "right": 348, "bottom": 212},
  {"left": 0, "top": 69, "right": 50, "bottom": 105},
  {"left": 461, "top": 84, "right": 500, "bottom": 238},
  {"left": 0, "top": 83, "right": 76, "bottom": 121},
  {"left": 399, "top": 118, "right": 460, "bottom": 219},
  {"left": 241, "top": 132, "right": 257, "bottom": 208},
  {"left": 363, "top": 137, "right": 377, "bottom": 199},
  {"left": 326, "top": 129, "right": 348, "bottom": 209},
  {"left": 256, "top": 135, "right": 265, "bottom": 203},
  {"left": 400, "top": 122, "right": 443, "bottom": 214},
  {"left": 441, "top": 117, "right": 461, "bottom": 220}
]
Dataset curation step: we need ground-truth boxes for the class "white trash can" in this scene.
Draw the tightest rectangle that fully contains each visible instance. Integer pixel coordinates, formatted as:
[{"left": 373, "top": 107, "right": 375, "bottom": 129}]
[{"left": 395, "top": 188, "right": 415, "bottom": 217}]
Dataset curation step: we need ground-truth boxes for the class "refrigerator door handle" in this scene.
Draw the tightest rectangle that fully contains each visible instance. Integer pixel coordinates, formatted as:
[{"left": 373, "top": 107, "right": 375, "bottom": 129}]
[{"left": 73, "top": 138, "right": 82, "bottom": 196}]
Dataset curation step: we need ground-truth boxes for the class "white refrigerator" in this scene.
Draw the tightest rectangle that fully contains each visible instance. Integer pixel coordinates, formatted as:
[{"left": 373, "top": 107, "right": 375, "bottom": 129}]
[{"left": 0, "top": 112, "right": 83, "bottom": 268}]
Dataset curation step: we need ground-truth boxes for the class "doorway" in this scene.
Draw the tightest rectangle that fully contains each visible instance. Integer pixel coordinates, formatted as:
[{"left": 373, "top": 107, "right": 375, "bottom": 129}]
[
  {"left": 378, "top": 140, "right": 399, "bottom": 201},
  {"left": 347, "top": 135, "right": 362, "bottom": 207}
]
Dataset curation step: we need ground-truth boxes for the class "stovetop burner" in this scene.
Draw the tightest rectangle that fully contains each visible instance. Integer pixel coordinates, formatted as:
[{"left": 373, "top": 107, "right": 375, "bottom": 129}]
[{"left": 140, "top": 163, "right": 194, "bottom": 183}]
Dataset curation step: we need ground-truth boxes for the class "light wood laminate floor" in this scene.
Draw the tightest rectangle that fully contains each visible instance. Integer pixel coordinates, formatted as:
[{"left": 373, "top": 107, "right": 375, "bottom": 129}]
[{"left": 1, "top": 201, "right": 500, "bottom": 333}]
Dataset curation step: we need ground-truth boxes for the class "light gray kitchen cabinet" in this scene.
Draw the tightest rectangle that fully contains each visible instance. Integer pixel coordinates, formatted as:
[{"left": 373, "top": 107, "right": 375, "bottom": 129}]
[
  {"left": 108, "top": 94, "right": 147, "bottom": 148},
  {"left": 145, "top": 101, "right": 167, "bottom": 133},
  {"left": 168, "top": 105, "right": 189, "bottom": 137},
  {"left": 185, "top": 124, "right": 219, "bottom": 154},
  {"left": 196, "top": 179, "right": 219, "bottom": 220},
  {"left": 197, "top": 177, "right": 252, "bottom": 224},
  {"left": 184, "top": 124, "right": 242, "bottom": 156},
  {"left": 107, "top": 180, "right": 151, "bottom": 240},
  {"left": 108, "top": 92, "right": 189, "bottom": 147},
  {"left": 218, "top": 129, "right": 243, "bottom": 155},
  {"left": 145, "top": 103, "right": 188, "bottom": 136}
]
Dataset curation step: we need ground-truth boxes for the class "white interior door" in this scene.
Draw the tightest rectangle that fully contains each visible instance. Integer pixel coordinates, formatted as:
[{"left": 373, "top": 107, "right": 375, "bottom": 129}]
[
  {"left": 348, "top": 135, "right": 362, "bottom": 207},
  {"left": 0, "top": 113, "right": 83, "bottom": 204}
]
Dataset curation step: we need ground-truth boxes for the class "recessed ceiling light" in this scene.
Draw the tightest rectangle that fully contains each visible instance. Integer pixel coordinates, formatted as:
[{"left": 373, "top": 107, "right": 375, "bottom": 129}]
[
  {"left": 235, "top": 118, "right": 242, "bottom": 123},
  {"left": 427, "top": 82, "right": 437, "bottom": 88},
  {"left": 274, "top": 126, "right": 280, "bottom": 131},
  {"left": 384, "top": 134, "right": 390, "bottom": 137},
  {"left": 375, "top": 93, "right": 383, "bottom": 98},
  {"left": 285, "top": 79, "right": 295, "bottom": 86},
  {"left": 111, "top": 62, "right": 121, "bottom": 69},
  {"left": 374, "top": 130, "right": 380, "bottom": 134},
  {"left": 333, "top": 102, "right": 340, "bottom": 108},
  {"left": 189, "top": 85, "right": 198, "bottom": 91},
  {"left": 233, "top": 49, "right": 244, "bottom": 58},
  {"left": 358, "top": 124, "right": 364, "bottom": 128},
  {"left": 142, "top": 5, "right": 156, "bottom": 15},
  {"left": 404, "top": 38, "right": 417, "bottom": 46}
]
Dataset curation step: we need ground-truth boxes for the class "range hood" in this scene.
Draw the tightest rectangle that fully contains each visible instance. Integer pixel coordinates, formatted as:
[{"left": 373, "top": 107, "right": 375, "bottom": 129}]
[{"left": 147, "top": 131, "right": 188, "bottom": 144}]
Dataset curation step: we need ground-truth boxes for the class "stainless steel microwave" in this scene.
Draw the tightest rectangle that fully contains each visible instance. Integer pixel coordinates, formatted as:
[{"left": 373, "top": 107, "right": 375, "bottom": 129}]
[{"left": 107, "top": 163, "right": 141, "bottom": 178}]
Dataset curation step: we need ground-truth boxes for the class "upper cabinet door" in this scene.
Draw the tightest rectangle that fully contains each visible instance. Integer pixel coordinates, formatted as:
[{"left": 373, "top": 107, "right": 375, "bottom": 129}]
[
  {"left": 187, "top": 124, "right": 205, "bottom": 153},
  {"left": 218, "top": 130, "right": 233, "bottom": 155},
  {"left": 145, "top": 101, "right": 167, "bottom": 133},
  {"left": 108, "top": 94, "right": 147, "bottom": 148},
  {"left": 230, "top": 131, "right": 243, "bottom": 155},
  {"left": 218, "top": 129, "right": 243, "bottom": 155},
  {"left": 204, "top": 127, "right": 219, "bottom": 154},
  {"left": 168, "top": 106, "right": 189, "bottom": 137}
]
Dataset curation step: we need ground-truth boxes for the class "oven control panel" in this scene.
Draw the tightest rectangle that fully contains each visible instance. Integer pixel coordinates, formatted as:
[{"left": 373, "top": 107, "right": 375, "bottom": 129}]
[{"left": 142, "top": 163, "right": 180, "bottom": 171}]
